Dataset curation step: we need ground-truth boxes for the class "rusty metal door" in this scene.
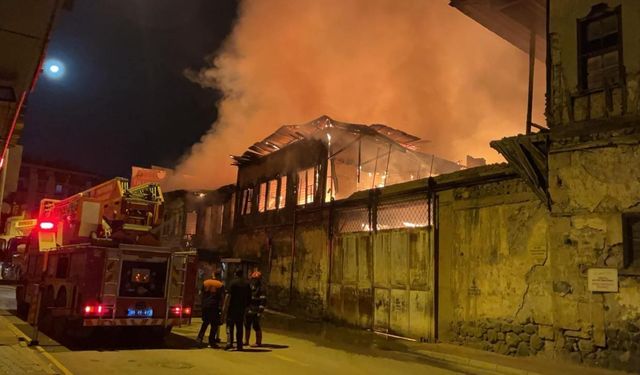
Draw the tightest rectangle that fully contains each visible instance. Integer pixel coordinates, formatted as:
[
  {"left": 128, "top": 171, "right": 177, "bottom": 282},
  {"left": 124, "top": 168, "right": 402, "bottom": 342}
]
[{"left": 373, "top": 228, "right": 434, "bottom": 341}]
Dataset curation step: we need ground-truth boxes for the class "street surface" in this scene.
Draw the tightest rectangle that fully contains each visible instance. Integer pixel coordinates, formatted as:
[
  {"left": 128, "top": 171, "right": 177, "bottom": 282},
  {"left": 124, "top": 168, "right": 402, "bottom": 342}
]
[{"left": 0, "top": 286, "right": 469, "bottom": 375}]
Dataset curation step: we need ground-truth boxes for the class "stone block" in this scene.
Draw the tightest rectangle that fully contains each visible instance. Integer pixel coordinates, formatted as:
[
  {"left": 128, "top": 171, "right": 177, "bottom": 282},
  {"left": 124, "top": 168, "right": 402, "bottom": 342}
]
[
  {"left": 564, "top": 329, "right": 590, "bottom": 340},
  {"left": 627, "top": 322, "right": 640, "bottom": 334},
  {"left": 524, "top": 324, "right": 537, "bottom": 335},
  {"left": 516, "top": 342, "right": 530, "bottom": 356},
  {"left": 487, "top": 329, "right": 499, "bottom": 344},
  {"left": 497, "top": 342, "right": 510, "bottom": 355},
  {"left": 501, "top": 323, "right": 513, "bottom": 333},
  {"left": 539, "top": 325, "right": 554, "bottom": 340},
  {"left": 530, "top": 334, "right": 545, "bottom": 352},
  {"left": 578, "top": 339, "right": 595, "bottom": 353},
  {"left": 498, "top": 332, "right": 505, "bottom": 341},
  {"left": 519, "top": 333, "right": 531, "bottom": 342},
  {"left": 513, "top": 325, "right": 524, "bottom": 334},
  {"left": 506, "top": 332, "right": 522, "bottom": 347}
]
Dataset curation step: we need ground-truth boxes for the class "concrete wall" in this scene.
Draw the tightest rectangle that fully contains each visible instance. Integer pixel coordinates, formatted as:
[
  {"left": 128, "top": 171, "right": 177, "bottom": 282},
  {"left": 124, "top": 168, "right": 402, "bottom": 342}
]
[{"left": 549, "top": 0, "right": 640, "bottom": 125}]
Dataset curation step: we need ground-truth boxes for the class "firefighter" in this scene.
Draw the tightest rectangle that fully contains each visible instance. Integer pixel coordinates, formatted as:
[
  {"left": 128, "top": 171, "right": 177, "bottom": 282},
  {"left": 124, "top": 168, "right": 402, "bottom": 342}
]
[
  {"left": 244, "top": 270, "right": 267, "bottom": 347},
  {"left": 222, "top": 267, "right": 251, "bottom": 351},
  {"left": 197, "top": 270, "right": 224, "bottom": 348}
]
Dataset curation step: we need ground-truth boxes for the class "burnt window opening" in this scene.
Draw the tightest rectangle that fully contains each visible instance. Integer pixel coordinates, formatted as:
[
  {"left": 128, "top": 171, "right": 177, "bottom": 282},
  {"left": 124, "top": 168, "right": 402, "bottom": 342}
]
[
  {"left": 297, "top": 166, "right": 318, "bottom": 206},
  {"left": 267, "top": 179, "right": 278, "bottom": 211},
  {"left": 258, "top": 182, "right": 267, "bottom": 213},
  {"left": 256, "top": 176, "right": 287, "bottom": 214},
  {"left": 578, "top": 5, "right": 622, "bottom": 92},
  {"left": 241, "top": 187, "right": 253, "bottom": 215},
  {"left": 278, "top": 175, "right": 287, "bottom": 209},
  {"left": 622, "top": 213, "right": 640, "bottom": 270}
]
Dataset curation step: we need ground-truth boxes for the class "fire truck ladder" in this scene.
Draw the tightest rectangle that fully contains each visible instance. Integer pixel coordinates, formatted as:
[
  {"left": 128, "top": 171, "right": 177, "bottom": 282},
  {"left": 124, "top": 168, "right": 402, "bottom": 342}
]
[
  {"left": 101, "top": 249, "right": 122, "bottom": 319},
  {"left": 166, "top": 253, "right": 188, "bottom": 327}
]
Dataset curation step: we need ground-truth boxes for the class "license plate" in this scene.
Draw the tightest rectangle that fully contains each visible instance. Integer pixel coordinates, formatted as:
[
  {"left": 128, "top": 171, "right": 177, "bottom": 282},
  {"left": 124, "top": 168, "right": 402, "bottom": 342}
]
[{"left": 127, "top": 306, "right": 153, "bottom": 317}]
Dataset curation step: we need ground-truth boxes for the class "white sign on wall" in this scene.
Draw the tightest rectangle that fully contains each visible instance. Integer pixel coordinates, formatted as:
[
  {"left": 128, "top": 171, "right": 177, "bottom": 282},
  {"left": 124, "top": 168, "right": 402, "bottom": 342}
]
[{"left": 587, "top": 268, "right": 619, "bottom": 293}]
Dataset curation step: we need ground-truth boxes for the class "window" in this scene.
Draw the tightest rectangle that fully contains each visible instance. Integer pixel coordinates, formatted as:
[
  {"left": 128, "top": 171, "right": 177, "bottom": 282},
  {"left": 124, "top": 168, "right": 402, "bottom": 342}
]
[
  {"left": 297, "top": 167, "right": 317, "bottom": 206},
  {"left": 241, "top": 188, "right": 253, "bottom": 215},
  {"left": 258, "top": 182, "right": 267, "bottom": 213},
  {"left": 578, "top": 5, "right": 621, "bottom": 91},
  {"left": 622, "top": 214, "right": 640, "bottom": 270},
  {"left": 278, "top": 176, "right": 287, "bottom": 209},
  {"left": 55, "top": 184, "right": 63, "bottom": 194},
  {"left": 267, "top": 179, "right": 278, "bottom": 210}
]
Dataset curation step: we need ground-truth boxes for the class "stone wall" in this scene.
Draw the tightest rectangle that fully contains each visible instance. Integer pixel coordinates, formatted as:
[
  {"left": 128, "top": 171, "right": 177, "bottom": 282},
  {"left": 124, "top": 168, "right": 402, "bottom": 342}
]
[{"left": 546, "top": 132, "right": 640, "bottom": 372}]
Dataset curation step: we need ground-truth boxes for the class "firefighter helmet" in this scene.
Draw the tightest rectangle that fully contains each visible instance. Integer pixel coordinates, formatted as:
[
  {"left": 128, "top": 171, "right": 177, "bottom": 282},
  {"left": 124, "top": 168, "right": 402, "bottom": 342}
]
[{"left": 250, "top": 271, "right": 262, "bottom": 279}]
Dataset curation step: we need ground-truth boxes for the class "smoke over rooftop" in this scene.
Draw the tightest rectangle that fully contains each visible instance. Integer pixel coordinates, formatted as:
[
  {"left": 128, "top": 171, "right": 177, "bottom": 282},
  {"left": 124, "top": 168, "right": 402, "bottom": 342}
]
[{"left": 168, "top": 0, "right": 544, "bottom": 190}]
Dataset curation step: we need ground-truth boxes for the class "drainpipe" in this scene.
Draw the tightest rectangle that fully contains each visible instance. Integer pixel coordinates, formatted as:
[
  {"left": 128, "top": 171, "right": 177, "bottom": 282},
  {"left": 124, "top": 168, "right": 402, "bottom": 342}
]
[
  {"left": 288, "top": 193, "right": 297, "bottom": 306},
  {"left": 427, "top": 176, "right": 439, "bottom": 341}
]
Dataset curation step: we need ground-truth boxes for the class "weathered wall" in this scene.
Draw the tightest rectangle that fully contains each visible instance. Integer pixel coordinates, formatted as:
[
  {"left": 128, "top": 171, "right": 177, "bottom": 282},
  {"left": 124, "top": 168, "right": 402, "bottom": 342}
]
[
  {"left": 438, "top": 178, "right": 553, "bottom": 356},
  {"left": 233, "top": 221, "right": 329, "bottom": 318},
  {"left": 547, "top": 133, "right": 640, "bottom": 370},
  {"left": 549, "top": 0, "right": 640, "bottom": 125}
]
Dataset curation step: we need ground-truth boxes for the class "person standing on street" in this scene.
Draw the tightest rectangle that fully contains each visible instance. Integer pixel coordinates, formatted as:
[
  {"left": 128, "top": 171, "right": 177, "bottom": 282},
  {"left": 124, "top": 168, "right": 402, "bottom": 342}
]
[
  {"left": 197, "top": 270, "right": 224, "bottom": 348},
  {"left": 244, "top": 270, "right": 267, "bottom": 347},
  {"left": 222, "top": 267, "right": 251, "bottom": 351}
]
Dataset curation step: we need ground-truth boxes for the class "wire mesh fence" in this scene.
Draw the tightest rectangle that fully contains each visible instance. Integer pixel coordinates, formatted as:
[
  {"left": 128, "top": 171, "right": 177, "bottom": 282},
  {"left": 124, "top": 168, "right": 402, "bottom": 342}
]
[{"left": 337, "top": 198, "right": 431, "bottom": 233}]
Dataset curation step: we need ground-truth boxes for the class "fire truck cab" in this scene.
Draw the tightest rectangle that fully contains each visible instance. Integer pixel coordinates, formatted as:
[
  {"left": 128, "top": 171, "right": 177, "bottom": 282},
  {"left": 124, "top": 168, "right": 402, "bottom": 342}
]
[{"left": 15, "top": 178, "right": 197, "bottom": 340}]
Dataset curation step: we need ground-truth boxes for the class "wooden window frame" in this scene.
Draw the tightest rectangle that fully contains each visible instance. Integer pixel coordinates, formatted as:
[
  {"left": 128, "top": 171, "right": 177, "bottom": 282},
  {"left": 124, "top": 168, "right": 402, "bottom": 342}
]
[
  {"left": 577, "top": 4, "right": 623, "bottom": 94},
  {"left": 622, "top": 213, "right": 640, "bottom": 270}
]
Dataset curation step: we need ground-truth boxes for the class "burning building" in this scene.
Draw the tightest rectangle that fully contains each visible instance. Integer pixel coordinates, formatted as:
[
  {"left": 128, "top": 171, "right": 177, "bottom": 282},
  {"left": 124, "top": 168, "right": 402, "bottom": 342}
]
[
  {"left": 165, "top": 0, "right": 640, "bottom": 371},
  {"left": 233, "top": 115, "right": 461, "bottom": 222}
]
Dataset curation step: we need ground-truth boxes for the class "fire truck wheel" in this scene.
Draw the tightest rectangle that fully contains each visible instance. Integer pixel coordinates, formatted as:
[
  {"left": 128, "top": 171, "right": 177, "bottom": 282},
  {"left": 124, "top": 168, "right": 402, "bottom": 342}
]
[
  {"left": 148, "top": 326, "right": 172, "bottom": 342},
  {"left": 52, "top": 317, "right": 68, "bottom": 339},
  {"left": 15, "top": 286, "right": 29, "bottom": 320},
  {"left": 38, "top": 287, "right": 55, "bottom": 334}
]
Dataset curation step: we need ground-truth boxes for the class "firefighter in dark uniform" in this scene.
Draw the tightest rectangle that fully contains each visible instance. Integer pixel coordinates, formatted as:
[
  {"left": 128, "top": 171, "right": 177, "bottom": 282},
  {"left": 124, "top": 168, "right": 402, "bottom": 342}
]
[
  {"left": 223, "top": 268, "right": 251, "bottom": 351},
  {"left": 244, "top": 271, "right": 267, "bottom": 347},
  {"left": 197, "top": 270, "right": 224, "bottom": 348}
]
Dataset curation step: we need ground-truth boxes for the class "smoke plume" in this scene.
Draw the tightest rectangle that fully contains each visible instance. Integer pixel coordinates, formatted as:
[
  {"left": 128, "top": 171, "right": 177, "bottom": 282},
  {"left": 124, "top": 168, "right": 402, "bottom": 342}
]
[{"left": 168, "top": 0, "right": 545, "bottom": 190}]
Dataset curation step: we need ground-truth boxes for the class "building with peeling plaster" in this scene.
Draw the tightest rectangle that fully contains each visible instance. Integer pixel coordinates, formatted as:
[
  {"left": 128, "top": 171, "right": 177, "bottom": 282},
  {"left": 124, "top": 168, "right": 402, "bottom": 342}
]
[{"left": 164, "top": 0, "right": 640, "bottom": 371}]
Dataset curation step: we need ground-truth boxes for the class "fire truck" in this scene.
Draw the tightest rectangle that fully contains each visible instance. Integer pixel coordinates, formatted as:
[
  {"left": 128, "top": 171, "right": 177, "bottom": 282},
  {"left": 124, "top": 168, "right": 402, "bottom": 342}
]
[{"left": 15, "top": 178, "right": 197, "bottom": 340}]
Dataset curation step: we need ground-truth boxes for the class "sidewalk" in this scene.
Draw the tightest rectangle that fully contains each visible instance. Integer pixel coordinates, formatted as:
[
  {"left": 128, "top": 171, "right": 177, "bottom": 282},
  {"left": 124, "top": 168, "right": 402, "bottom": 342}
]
[
  {"left": 404, "top": 341, "right": 631, "bottom": 375},
  {"left": 260, "top": 311, "right": 632, "bottom": 375},
  {"left": 0, "top": 313, "right": 62, "bottom": 374}
]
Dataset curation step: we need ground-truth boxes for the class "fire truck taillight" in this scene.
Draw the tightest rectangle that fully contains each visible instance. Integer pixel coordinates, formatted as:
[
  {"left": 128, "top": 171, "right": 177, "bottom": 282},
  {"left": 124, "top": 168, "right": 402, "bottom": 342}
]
[
  {"left": 83, "top": 304, "right": 110, "bottom": 317},
  {"left": 169, "top": 305, "right": 191, "bottom": 316},
  {"left": 38, "top": 221, "right": 55, "bottom": 231}
]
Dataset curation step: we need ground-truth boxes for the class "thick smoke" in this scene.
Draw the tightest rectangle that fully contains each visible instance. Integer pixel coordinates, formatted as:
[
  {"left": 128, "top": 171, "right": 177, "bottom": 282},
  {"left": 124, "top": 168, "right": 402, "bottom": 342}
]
[{"left": 168, "top": 0, "right": 545, "bottom": 190}]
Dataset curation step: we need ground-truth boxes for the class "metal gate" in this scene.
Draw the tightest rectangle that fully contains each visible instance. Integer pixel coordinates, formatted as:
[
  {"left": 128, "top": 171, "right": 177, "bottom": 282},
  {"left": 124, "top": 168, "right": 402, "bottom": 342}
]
[
  {"left": 372, "top": 229, "right": 434, "bottom": 341},
  {"left": 330, "top": 228, "right": 434, "bottom": 341}
]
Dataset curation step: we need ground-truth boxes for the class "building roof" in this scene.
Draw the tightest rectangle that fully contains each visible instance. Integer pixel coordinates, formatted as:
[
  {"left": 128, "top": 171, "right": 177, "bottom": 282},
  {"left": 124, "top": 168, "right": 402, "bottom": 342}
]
[
  {"left": 232, "top": 115, "right": 428, "bottom": 167},
  {"left": 449, "top": 0, "right": 546, "bottom": 61}
]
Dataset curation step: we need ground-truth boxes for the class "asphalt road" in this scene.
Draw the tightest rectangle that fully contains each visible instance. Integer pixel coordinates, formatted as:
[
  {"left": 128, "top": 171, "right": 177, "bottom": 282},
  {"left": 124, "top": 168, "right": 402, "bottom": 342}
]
[{"left": 0, "top": 286, "right": 467, "bottom": 375}]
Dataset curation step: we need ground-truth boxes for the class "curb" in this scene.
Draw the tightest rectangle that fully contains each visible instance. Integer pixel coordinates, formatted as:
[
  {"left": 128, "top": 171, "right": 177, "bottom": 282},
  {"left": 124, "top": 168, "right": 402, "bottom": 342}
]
[
  {"left": 0, "top": 315, "right": 74, "bottom": 375},
  {"left": 412, "top": 349, "right": 544, "bottom": 375}
]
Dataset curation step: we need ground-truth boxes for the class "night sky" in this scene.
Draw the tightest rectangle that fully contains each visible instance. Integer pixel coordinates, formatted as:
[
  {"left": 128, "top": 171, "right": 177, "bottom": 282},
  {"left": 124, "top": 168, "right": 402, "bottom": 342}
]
[{"left": 23, "top": 0, "right": 238, "bottom": 177}]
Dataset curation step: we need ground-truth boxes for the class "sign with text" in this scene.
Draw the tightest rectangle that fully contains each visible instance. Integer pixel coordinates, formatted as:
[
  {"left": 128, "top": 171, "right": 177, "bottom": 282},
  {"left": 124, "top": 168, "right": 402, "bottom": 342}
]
[{"left": 587, "top": 268, "right": 619, "bottom": 293}]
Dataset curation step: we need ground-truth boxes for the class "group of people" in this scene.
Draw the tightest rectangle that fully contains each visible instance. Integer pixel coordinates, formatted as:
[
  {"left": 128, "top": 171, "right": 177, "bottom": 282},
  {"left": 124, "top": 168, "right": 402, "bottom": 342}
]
[{"left": 197, "top": 267, "right": 267, "bottom": 351}]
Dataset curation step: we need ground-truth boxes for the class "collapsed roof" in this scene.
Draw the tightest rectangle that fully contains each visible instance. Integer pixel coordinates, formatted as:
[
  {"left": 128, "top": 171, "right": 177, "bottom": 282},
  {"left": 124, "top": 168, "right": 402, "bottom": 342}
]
[{"left": 234, "top": 116, "right": 464, "bottom": 199}]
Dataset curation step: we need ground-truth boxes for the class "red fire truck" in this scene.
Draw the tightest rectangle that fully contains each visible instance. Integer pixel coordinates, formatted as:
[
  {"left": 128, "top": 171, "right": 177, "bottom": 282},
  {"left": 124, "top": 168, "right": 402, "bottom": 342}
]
[{"left": 15, "top": 178, "right": 197, "bottom": 340}]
